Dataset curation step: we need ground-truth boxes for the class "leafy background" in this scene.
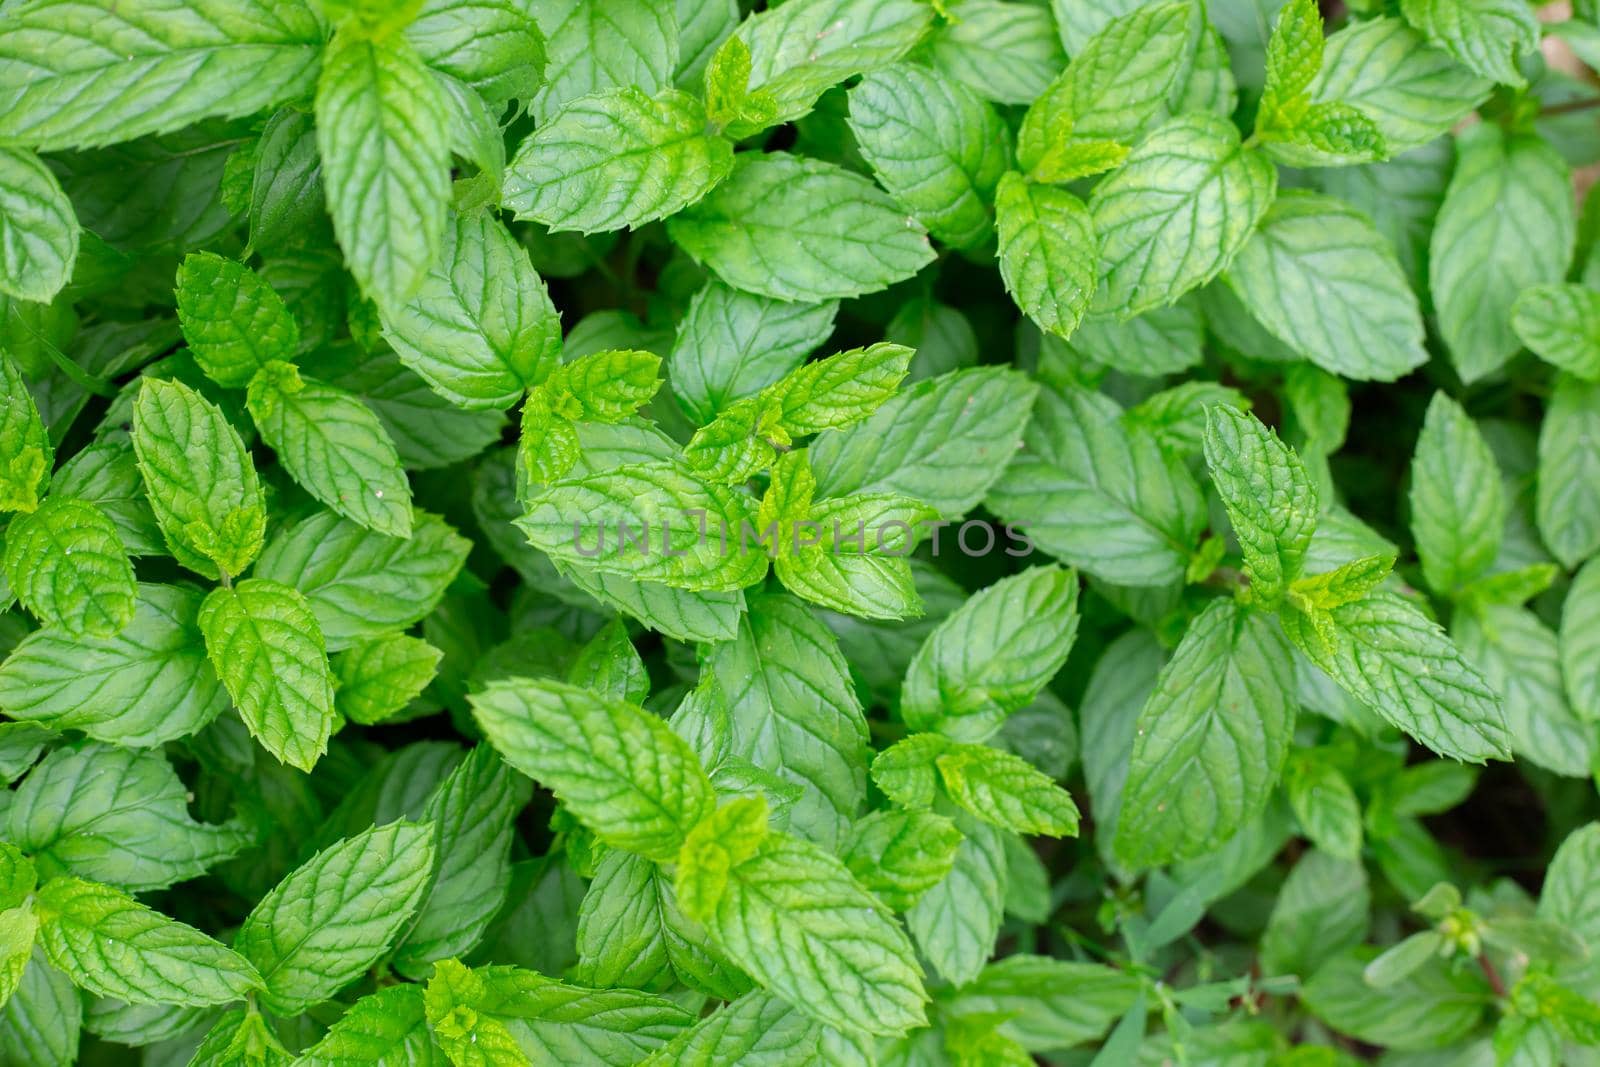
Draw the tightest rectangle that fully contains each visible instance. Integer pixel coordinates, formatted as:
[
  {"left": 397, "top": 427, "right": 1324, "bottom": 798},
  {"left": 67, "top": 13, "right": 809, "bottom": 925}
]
[{"left": 0, "top": 0, "right": 1598, "bottom": 1063}]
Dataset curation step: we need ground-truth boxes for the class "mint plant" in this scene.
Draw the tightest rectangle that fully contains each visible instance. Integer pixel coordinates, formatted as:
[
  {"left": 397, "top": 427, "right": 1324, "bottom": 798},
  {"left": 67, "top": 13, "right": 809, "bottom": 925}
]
[{"left": 0, "top": 0, "right": 1598, "bottom": 1062}]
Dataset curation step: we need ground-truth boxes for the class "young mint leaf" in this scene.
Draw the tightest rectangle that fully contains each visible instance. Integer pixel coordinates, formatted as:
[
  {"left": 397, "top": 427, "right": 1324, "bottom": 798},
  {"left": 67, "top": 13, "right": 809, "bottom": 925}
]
[
  {"left": 702, "top": 34, "right": 770, "bottom": 131},
  {"left": 668, "top": 282, "right": 838, "bottom": 426},
  {"left": 1409, "top": 392, "right": 1504, "bottom": 596},
  {"left": 0, "top": 147, "right": 77, "bottom": 303},
  {"left": 332, "top": 634, "right": 441, "bottom": 726},
  {"left": 130, "top": 377, "right": 266, "bottom": 580},
  {"left": 1537, "top": 374, "right": 1600, "bottom": 569},
  {"left": 506, "top": 87, "right": 733, "bottom": 234},
  {"left": 297, "top": 984, "right": 439, "bottom": 1066},
  {"left": 901, "top": 565, "right": 1080, "bottom": 742},
  {"left": 234, "top": 821, "right": 436, "bottom": 1017},
  {"left": 544, "top": 348, "right": 662, "bottom": 422},
  {"left": 678, "top": 824, "right": 928, "bottom": 1037},
  {"left": 173, "top": 253, "right": 298, "bottom": 389},
  {"left": 378, "top": 211, "right": 562, "bottom": 411},
  {"left": 35, "top": 876, "right": 260, "bottom": 1007},
  {"left": 0, "top": 0, "right": 323, "bottom": 151},
  {"left": 0, "top": 351, "right": 50, "bottom": 514},
  {"left": 1511, "top": 283, "right": 1600, "bottom": 381},
  {"left": 247, "top": 361, "right": 415, "bottom": 538},
  {"left": 1115, "top": 600, "right": 1296, "bottom": 868},
  {"left": 1257, "top": 0, "right": 1324, "bottom": 132},
  {"left": 1314, "top": 19, "right": 1491, "bottom": 154},
  {"left": 1399, "top": 0, "right": 1538, "bottom": 86},
  {"left": 1221, "top": 191, "right": 1427, "bottom": 381},
  {"left": 988, "top": 383, "right": 1206, "bottom": 587},
  {"left": 198, "top": 578, "right": 338, "bottom": 773},
  {"left": 315, "top": 27, "right": 452, "bottom": 310},
  {"left": 846, "top": 64, "right": 1011, "bottom": 251},
  {"left": 254, "top": 510, "right": 470, "bottom": 650},
  {"left": 667, "top": 153, "right": 936, "bottom": 302},
  {"left": 1281, "top": 591, "right": 1510, "bottom": 763},
  {"left": 1016, "top": 2, "right": 1195, "bottom": 172},
  {"left": 1430, "top": 124, "right": 1575, "bottom": 383},
  {"left": 935, "top": 744, "right": 1081, "bottom": 838},
  {"left": 637, "top": 990, "right": 872, "bottom": 1067},
  {"left": 1203, "top": 405, "right": 1319, "bottom": 607},
  {"left": 773, "top": 489, "right": 934, "bottom": 620},
  {"left": 841, "top": 809, "right": 964, "bottom": 913},
  {"left": 994, "top": 173, "right": 1097, "bottom": 340},
  {"left": 1088, "top": 113, "right": 1277, "bottom": 317},
  {"left": 4, "top": 497, "right": 135, "bottom": 638},
  {"left": 0, "top": 583, "right": 227, "bottom": 746},
  {"left": 731, "top": 0, "right": 932, "bottom": 135},
  {"left": 471, "top": 677, "right": 714, "bottom": 862},
  {"left": 907, "top": 805, "right": 1006, "bottom": 986}
]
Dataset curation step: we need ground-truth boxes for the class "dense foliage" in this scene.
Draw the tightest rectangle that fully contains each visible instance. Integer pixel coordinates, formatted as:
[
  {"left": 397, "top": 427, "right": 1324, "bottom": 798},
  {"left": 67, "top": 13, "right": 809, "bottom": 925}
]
[{"left": 0, "top": 0, "right": 1599, "bottom": 1063}]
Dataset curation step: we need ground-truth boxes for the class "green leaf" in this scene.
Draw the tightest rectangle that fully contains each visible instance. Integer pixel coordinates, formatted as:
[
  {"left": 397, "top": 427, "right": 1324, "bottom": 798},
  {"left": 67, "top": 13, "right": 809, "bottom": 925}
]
[
  {"left": 198, "top": 578, "right": 338, "bottom": 773},
  {"left": 704, "top": 592, "right": 868, "bottom": 849},
  {"left": 35, "top": 876, "right": 260, "bottom": 1007},
  {"left": 1454, "top": 604, "right": 1593, "bottom": 777},
  {"left": 528, "top": 0, "right": 678, "bottom": 123},
  {"left": 667, "top": 153, "right": 936, "bottom": 302},
  {"left": 1410, "top": 392, "right": 1504, "bottom": 595},
  {"left": 234, "top": 821, "right": 435, "bottom": 1017},
  {"left": 0, "top": 0, "right": 323, "bottom": 152},
  {"left": 174, "top": 252, "right": 298, "bottom": 389},
  {"left": 901, "top": 565, "right": 1079, "bottom": 742},
  {"left": 935, "top": 743, "right": 1080, "bottom": 838},
  {"left": 841, "top": 810, "right": 963, "bottom": 912},
  {"left": 7, "top": 742, "right": 248, "bottom": 892},
  {"left": 130, "top": 377, "right": 266, "bottom": 580},
  {"left": 574, "top": 850, "right": 674, "bottom": 991},
  {"left": 637, "top": 990, "right": 871, "bottom": 1067},
  {"left": 1258, "top": 0, "right": 1324, "bottom": 127},
  {"left": 506, "top": 87, "right": 732, "bottom": 235},
  {"left": 0, "top": 351, "right": 50, "bottom": 514},
  {"left": 1286, "top": 757, "right": 1364, "bottom": 860},
  {"left": 1313, "top": 18, "right": 1491, "bottom": 154},
  {"left": 0, "top": 583, "right": 227, "bottom": 746},
  {"left": 407, "top": 0, "right": 546, "bottom": 106},
  {"left": 847, "top": 64, "right": 1011, "bottom": 251},
  {"left": 255, "top": 510, "right": 470, "bottom": 650},
  {"left": 1561, "top": 558, "right": 1600, "bottom": 721},
  {"left": 943, "top": 956, "right": 1142, "bottom": 1052},
  {"left": 1281, "top": 591, "right": 1510, "bottom": 763},
  {"left": 247, "top": 362, "right": 415, "bottom": 537},
  {"left": 1537, "top": 374, "right": 1600, "bottom": 569},
  {"left": 394, "top": 746, "right": 529, "bottom": 976},
  {"left": 1399, "top": 0, "right": 1538, "bottom": 85},
  {"left": 1539, "top": 823, "right": 1600, "bottom": 953},
  {"left": 316, "top": 28, "right": 452, "bottom": 309},
  {"left": 917, "top": 0, "right": 1064, "bottom": 107},
  {"left": 668, "top": 282, "right": 838, "bottom": 426},
  {"left": 995, "top": 172, "right": 1097, "bottom": 340},
  {"left": 0, "top": 906, "right": 36, "bottom": 1012},
  {"left": 333, "top": 634, "right": 442, "bottom": 726},
  {"left": 544, "top": 348, "right": 662, "bottom": 422},
  {"left": 246, "top": 109, "right": 323, "bottom": 257},
  {"left": 1512, "top": 283, "right": 1600, "bottom": 380},
  {"left": 1088, "top": 113, "right": 1277, "bottom": 318},
  {"left": 809, "top": 366, "right": 1037, "bottom": 520},
  {"left": 471, "top": 677, "right": 714, "bottom": 862},
  {"left": 378, "top": 211, "right": 563, "bottom": 411},
  {"left": 0, "top": 148, "right": 76, "bottom": 303},
  {"left": 987, "top": 383, "right": 1206, "bottom": 587},
  {"left": 295, "top": 984, "right": 442, "bottom": 1066},
  {"left": 1203, "top": 405, "right": 1319, "bottom": 607},
  {"left": 1302, "top": 951, "right": 1487, "bottom": 1051},
  {"left": 1431, "top": 124, "right": 1575, "bottom": 383},
  {"left": 1221, "top": 192, "right": 1427, "bottom": 381},
  {"left": 732, "top": 0, "right": 932, "bottom": 134},
  {"left": 517, "top": 461, "right": 768, "bottom": 592},
  {"left": 4, "top": 497, "right": 135, "bottom": 638},
  {"left": 0, "top": 945, "right": 79, "bottom": 1065},
  {"left": 906, "top": 806, "right": 1005, "bottom": 986},
  {"left": 680, "top": 826, "right": 927, "bottom": 1037},
  {"left": 423, "top": 957, "right": 691, "bottom": 1065},
  {"left": 1016, "top": 2, "right": 1195, "bottom": 173},
  {"left": 1115, "top": 600, "right": 1297, "bottom": 867},
  {"left": 1259, "top": 850, "right": 1370, "bottom": 977}
]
